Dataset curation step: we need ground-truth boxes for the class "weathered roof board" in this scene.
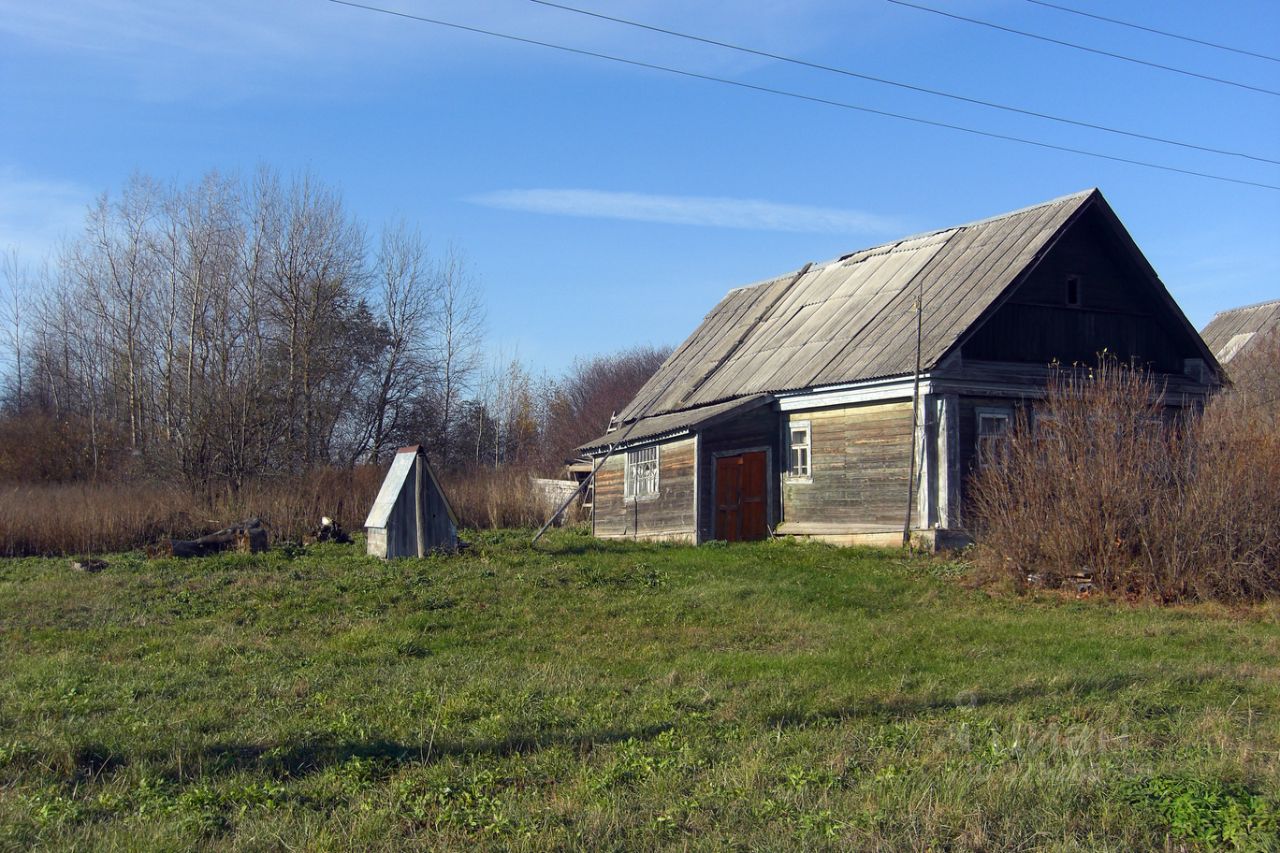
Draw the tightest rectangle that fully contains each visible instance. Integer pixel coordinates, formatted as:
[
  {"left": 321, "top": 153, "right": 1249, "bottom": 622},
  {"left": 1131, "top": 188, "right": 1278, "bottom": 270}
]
[
  {"left": 1200, "top": 299, "right": 1280, "bottom": 363},
  {"left": 365, "top": 449, "right": 416, "bottom": 529},
  {"left": 618, "top": 190, "right": 1094, "bottom": 424}
]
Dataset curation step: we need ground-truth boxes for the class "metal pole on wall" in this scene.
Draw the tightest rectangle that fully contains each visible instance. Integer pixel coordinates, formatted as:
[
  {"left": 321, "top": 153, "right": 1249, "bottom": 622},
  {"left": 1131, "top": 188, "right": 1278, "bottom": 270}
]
[{"left": 903, "top": 289, "right": 924, "bottom": 548}]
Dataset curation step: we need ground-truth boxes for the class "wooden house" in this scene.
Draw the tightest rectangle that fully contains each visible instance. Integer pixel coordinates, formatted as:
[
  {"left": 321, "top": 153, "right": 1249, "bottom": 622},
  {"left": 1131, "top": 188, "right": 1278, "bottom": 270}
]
[
  {"left": 1200, "top": 299, "right": 1280, "bottom": 365},
  {"left": 577, "top": 189, "right": 1221, "bottom": 547},
  {"left": 365, "top": 445, "right": 458, "bottom": 557}
]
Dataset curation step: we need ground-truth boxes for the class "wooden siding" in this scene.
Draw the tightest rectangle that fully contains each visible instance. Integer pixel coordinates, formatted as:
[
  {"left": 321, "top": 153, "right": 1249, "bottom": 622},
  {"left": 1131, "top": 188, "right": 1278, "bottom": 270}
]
[
  {"left": 593, "top": 437, "right": 697, "bottom": 540},
  {"left": 961, "top": 207, "right": 1198, "bottom": 372},
  {"left": 782, "top": 401, "right": 913, "bottom": 529},
  {"left": 696, "top": 406, "right": 780, "bottom": 542}
]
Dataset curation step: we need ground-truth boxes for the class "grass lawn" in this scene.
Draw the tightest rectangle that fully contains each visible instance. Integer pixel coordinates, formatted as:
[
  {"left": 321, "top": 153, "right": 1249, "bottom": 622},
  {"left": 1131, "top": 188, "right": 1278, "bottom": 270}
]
[{"left": 0, "top": 529, "right": 1276, "bottom": 850}]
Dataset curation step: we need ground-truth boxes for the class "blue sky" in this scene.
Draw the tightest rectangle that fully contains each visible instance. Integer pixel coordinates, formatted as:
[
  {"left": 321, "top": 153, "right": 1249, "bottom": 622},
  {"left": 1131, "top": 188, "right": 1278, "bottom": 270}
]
[{"left": 2, "top": 0, "right": 1277, "bottom": 371}]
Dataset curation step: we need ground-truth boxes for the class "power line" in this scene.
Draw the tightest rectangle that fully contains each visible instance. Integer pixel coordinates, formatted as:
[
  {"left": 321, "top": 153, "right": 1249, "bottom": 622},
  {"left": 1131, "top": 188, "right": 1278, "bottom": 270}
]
[
  {"left": 324, "top": 0, "right": 1280, "bottom": 192},
  {"left": 1022, "top": 0, "right": 1280, "bottom": 64},
  {"left": 528, "top": 0, "right": 1279, "bottom": 167},
  {"left": 887, "top": 0, "right": 1280, "bottom": 98}
]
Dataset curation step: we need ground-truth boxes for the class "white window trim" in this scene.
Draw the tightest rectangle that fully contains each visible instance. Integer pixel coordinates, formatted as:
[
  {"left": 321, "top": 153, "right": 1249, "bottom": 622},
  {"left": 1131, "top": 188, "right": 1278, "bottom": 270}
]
[
  {"left": 623, "top": 444, "right": 660, "bottom": 503},
  {"left": 975, "top": 407, "right": 1012, "bottom": 467},
  {"left": 785, "top": 419, "right": 812, "bottom": 483}
]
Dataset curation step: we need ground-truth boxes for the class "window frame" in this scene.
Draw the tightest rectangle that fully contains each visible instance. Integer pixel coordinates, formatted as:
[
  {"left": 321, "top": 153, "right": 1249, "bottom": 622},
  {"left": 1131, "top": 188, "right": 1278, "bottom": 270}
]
[
  {"left": 1065, "top": 273, "right": 1083, "bottom": 308},
  {"left": 785, "top": 419, "right": 813, "bottom": 483},
  {"left": 975, "top": 407, "right": 1013, "bottom": 468},
  {"left": 623, "top": 444, "right": 660, "bottom": 503}
]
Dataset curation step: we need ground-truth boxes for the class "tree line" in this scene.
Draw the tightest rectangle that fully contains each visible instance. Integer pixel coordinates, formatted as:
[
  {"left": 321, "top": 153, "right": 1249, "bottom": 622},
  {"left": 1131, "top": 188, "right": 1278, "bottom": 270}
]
[{"left": 0, "top": 168, "right": 668, "bottom": 490}]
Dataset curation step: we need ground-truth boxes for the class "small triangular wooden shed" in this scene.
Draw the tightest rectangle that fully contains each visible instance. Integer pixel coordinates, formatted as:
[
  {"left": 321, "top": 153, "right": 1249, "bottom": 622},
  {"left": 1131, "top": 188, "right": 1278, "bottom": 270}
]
[{"left": 365, "top": 445, "right": 458, "bottom": 557}]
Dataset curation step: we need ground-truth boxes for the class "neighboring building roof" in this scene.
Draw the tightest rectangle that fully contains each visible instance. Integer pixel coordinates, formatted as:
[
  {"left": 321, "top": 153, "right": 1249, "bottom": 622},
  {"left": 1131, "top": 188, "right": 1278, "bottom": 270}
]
[
  {"left": 577, "top": 394, "right": 772, "bottom": 453},
  {"left": 1200, "top": 299, "right": 1280, "bottom": 363}
]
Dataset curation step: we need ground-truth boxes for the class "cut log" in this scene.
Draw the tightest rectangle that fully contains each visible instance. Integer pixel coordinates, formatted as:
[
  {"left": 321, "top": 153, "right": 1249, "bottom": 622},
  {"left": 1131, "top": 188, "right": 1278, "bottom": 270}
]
[{"left": 158, "top": 518, "right": 268, "bottom": 558}]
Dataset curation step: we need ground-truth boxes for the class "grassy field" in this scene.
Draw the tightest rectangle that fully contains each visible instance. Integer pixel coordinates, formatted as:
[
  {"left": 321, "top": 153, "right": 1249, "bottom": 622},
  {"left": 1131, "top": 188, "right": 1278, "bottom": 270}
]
[{"left": 0, "top": 530, "right": 1276, "bottom": 851}]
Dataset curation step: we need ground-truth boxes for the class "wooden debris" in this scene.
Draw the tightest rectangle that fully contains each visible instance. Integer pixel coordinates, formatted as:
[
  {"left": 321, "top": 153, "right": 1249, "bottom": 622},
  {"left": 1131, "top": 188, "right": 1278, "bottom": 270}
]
[
  {"left": 153, "top": 518, "right": 268, "bottom": 558},
  {"left": 71, "top": 558, "right": 108, "bottom": 572},
  {"left": 1025, "top": 570, "right": 1095, "bottom": 594}
]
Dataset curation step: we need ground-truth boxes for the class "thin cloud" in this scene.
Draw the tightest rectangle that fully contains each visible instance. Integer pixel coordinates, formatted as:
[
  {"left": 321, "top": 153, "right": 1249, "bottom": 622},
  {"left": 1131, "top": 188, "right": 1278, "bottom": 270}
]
[
  {"left": 0, "top": 168, "right": 91, "bottom": 261},
  {"left": 470, "top": 188, "right": 902, "bottom": 235},
  {"left": 0, "top": 0, "right": 866, "bottom": 101}
]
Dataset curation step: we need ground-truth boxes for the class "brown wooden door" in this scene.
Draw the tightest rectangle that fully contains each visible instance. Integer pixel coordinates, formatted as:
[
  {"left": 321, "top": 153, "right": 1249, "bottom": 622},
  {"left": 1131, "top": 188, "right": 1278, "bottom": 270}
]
[{"left": 715, "top": 451, "right": 768, "bottom": 541}]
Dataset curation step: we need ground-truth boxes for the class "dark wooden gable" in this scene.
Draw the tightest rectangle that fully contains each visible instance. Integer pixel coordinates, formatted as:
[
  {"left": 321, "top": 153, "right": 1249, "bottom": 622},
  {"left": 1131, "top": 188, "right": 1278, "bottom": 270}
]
[{"left": 956, "top": 200, "right": 1215, "bottom": 373}]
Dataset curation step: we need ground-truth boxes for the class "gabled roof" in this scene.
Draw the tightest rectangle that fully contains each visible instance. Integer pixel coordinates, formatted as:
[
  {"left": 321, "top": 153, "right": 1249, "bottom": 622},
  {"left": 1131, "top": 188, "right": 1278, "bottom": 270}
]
[
  {"left": 364, "top": 445, "right": 457, "bottom": 529},
  {"left": 618, "top": 188, "right": 1206, "bottom": 426},
  {"left": 1200, "top": 299, "right": 1280, "bottom": 363}
]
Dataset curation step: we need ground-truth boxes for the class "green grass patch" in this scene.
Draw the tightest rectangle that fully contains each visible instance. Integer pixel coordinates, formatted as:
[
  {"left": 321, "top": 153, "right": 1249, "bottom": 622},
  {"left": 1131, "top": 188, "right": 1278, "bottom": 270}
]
[{"left": 0, "top": 529, "right": 1276, "bottom": 850}]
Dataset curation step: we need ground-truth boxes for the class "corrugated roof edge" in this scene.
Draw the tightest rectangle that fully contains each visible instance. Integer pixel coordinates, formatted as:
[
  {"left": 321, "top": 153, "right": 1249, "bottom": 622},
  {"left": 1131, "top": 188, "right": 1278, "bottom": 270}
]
[
  {"left": 719, "top": 188, "right": 1097, "bottom": 298},
  {"left": 576, "top": 394, "right": 774, "bottom": 454},
  {"left": 1207, "top": 298, "right": 1280, "bottom": 319}
]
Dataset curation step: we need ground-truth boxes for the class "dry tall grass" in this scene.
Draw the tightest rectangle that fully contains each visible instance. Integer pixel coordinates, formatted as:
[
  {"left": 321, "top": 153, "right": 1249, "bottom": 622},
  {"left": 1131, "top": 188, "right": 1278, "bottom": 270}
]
[
  {"left": 0, "top": 468, "right": 386, "bottom": 557},
  {"left": 0, "top": 463, "right": 575, "bottom": 556},
  {"left": 440, "top": 466, "right": 573, "bottom": 530},
  {"left": 0, "top": 482, "right": 203, "bottom": 557},
  {"left": 970, "top": 357, "right": 1280, "bottom": 602}
]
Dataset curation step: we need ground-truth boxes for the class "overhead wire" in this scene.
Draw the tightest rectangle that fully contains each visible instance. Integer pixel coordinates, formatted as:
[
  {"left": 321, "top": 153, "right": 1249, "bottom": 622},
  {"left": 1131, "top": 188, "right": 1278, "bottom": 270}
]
[
  {"left": 886, "top": 0, "right": 1280, "bottom": 98},
  {"left": 1021, "top": 0, "right": 1280, "bottom": 64},
  {"left": 528, "top": 0, "right": 1280, "bottom": 167},
  {"left": 324, "top": 0, "right": 1280, "bottom": 192}
]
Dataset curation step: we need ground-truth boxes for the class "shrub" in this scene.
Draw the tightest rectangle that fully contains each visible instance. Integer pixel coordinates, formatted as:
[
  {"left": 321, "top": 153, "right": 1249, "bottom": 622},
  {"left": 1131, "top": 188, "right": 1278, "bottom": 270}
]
[
  {"left": 1119, "top": 775, "right": 1278, "bottom": 850},
  {"left": 970, "top": 356, "right": 1280, "bottom": 603},
  {"left": 0, "top": 412, "right": 127, "bottom": 483}
]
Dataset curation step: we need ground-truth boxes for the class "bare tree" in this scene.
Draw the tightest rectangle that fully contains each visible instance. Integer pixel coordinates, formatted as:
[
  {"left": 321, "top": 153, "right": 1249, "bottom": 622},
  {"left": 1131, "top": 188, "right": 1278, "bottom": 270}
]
[
  {"left": 4, "top": 166, "right": 497, "bottom": 491},
  {"left": 0, "top": 251, "right": 34, "bottom": 411},
  {"left": 259, "top": 169, "right": 369, "bottom": 468},
  {"left": 65, "top": 177, "right": 164, "bottom": 453},
  {"left": 356, "top": 222, "right": 438, "bottom": 463},
  {"left": 428, "top": 247, "right": 484, "bottom": 467},
  {"left": 542, "top": 344, "right": 671, "bottom": 465}
]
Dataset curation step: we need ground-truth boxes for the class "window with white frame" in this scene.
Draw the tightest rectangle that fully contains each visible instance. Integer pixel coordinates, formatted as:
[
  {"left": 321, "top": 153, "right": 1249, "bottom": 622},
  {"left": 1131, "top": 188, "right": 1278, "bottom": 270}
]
[
  {"left": 624, "top": 445, "right": 659, "bottom": 501},
  {"left": 976, "top": 409, "right": 1011, "bottom": 467},
  {"left": 787, "top": 420, "right": 812, "bottom": 480}
]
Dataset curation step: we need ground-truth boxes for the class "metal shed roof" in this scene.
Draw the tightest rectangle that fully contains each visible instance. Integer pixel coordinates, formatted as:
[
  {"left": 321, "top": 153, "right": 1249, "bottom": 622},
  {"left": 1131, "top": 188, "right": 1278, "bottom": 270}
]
[
  {"left": 577, "top": 394, "right": 772, "bottom": 454},
  {"left": 1200, "top": 299, "right": 1280, "bottom": 364},
  {"left": 364, "top": 445, "right": 457, "bottom": 530},
  {"left": 618, "top": 189, "right": 1097, "bottom": 423}
]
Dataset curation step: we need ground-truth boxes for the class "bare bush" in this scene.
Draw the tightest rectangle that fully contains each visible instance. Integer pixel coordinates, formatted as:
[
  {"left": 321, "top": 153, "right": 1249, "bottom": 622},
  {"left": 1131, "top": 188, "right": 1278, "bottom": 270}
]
[
  {"left": 970, "top": 357, "right": 1280, "bottom": 603},
  {"left": 541, "top": 344, "right": 671, "bottom": 467}
]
